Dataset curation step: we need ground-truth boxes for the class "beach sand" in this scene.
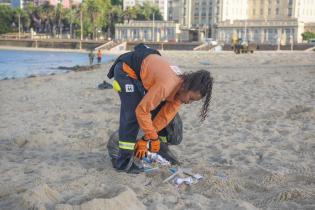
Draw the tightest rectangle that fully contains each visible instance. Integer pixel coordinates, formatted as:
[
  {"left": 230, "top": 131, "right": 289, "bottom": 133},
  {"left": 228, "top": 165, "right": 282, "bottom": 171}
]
[{"left": 0, "top": 51, "right": 314, "bottom": 210}]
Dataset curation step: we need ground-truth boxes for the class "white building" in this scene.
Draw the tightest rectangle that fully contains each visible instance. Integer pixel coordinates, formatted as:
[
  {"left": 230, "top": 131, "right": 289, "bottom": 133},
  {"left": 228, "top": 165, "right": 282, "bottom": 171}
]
[
  {"left": 294, "top": 0, "right": 315, "bottom": 23},
  {"left": 216, "top": 0, "right": 315, "bottom": 44},
  {"left": 115, "top": 20, "right": 180, "bottom": 42},
  {"left": 219, "top": 0, "right": 248, "bottom": 22}
]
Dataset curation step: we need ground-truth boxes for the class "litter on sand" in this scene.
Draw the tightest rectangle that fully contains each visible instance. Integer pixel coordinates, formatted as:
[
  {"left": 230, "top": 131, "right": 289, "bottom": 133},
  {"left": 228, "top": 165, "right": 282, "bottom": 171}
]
[
  {"left": 142, "top": 152, "right": 203, "bottom": 186},
  {"left": 170, "top": 169, "right": 203, "bottom": 186}
]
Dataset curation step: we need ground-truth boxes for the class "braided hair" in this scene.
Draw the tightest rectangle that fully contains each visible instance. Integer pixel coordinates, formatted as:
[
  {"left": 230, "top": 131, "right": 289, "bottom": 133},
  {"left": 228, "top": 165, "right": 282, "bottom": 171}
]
[{"left": 180, "top": 70, "right": 213, "bottom": 122}]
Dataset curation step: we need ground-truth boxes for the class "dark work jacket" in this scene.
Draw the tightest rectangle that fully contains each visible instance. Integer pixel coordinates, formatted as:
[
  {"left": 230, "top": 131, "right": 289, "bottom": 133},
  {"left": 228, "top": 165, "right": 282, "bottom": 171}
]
[{"left": 107, "top": 43, "right": 161, "bottom": 81}]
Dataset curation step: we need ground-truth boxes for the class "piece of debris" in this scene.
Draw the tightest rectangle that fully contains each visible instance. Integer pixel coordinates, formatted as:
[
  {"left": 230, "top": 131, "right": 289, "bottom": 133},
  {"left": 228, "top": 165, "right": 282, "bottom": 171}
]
[
  {"left": 98, "top": 81, "right": 112, "bottom": 89},
  {"left": 142, "top": 152, "right": 203, "bottom": 186}
]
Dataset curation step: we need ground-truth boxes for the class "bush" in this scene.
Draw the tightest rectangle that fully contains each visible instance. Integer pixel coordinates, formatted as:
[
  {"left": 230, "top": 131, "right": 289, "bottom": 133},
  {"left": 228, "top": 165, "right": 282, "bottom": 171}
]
[{"left": 302, "top": 31, "right": 315, "bottom": 41}]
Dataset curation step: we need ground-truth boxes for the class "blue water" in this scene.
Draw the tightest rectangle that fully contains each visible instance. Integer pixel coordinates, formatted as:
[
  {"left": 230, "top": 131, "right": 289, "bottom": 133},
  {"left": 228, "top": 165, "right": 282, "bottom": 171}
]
[{"left": 0, "top": 49, "right": 116, "bottom": 80}]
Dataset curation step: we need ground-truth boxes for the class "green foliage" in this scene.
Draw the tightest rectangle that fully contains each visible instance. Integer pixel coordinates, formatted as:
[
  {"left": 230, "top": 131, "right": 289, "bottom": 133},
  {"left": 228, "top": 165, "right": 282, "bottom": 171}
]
[
  {"left": 0, "top": 0, "right": 163, "bottom": 38},
  {"left": 302, "top": 31, "right": 315, "bottom": 41},
  {"left": 111, "top": 0, "right": 122, "bottom": 6},
  {"left": 124, "top": 3, "right": 163, "bottom": 21},
  {"left": 0, "top": 5, "right": 14, "bottom": 34}
]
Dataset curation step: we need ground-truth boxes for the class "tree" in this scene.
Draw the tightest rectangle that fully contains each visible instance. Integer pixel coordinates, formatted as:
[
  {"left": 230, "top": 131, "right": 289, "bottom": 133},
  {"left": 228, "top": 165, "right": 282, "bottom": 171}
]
[
  {"left": 123, "top": 6, "right": 137, "bottom": 22},
  {"left": 13, "top": 8, "right": 30, "bottom": 33},
  {"left": 0, "top": 5, "right": 14, "bottom": 34},
  {"left": 302, "top": 31, "right": 315, "bottom": 41},
  {"left": 38, "top": 2, "right": 55, "bottom": 36},
  {"left": 24, "top": 3, "right": 38, "bottom": 32},
  {"left": 107, "top": 5, "right": 123, "bottom": 39},
  {"left": 64, "top": 6, "right": 78, "bottom": 39},
  {"left": 123, "top": 4, "right": 163, "bottom": 22},
  {"left": 83, "top": 0, "right": 102, "bottom": 39},
  {"left": 56, "top": 3, "right": 64, "bottom": 38}
]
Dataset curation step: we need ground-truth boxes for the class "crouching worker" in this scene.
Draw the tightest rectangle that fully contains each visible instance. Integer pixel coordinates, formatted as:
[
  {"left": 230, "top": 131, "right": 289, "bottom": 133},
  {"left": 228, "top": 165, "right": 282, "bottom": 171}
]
[{"left": 107, "top": 43, "right": 213, "bottom": 173}]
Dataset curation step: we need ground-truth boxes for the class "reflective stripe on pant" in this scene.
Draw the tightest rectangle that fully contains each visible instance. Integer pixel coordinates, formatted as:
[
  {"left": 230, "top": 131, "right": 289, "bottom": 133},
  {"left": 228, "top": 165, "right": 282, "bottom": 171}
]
[
  {"left": 159, "top": 136, "right": 167, "bottom": 143},
  {"left": 118, "top": 141, "right": 135, "bottom": 150}
]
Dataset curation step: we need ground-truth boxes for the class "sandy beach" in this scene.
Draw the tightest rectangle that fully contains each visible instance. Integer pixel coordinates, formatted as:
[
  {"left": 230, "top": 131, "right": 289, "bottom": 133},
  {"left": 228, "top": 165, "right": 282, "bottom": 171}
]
[{"left": 0, "top": 50, "right": 314, "bottom": 210}]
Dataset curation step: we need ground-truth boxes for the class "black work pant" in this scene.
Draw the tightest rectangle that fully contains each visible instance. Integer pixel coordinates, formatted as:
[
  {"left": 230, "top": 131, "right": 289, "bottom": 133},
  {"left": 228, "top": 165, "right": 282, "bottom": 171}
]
[{"left": 113, "top": 62, "right": 167, "bottom": 170}]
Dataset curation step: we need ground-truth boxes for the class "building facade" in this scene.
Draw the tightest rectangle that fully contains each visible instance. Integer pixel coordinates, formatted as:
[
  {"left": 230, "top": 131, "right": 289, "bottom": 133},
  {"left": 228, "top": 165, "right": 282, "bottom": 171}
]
[
  {"left": 219, "top": 0, "right": 248, "bottom": 21},
  {"left": 164, "top": 0, "right": 315, "bottom": 43},
  {"left": 216, "top": 0, "right": 315, "bottom": 44},
  {"left": 115, "top": 20, "right": 180, "bottom": 42},
  {"left": 217, "top": 19, "right": 304, "bottom": 44},
  {"left": 34, "top": 0, "right": 71, "bottom": 8}
]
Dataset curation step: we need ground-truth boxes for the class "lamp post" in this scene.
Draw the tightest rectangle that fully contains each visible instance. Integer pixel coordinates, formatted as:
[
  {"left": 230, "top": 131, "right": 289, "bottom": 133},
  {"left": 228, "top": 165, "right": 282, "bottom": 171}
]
[
  {"left": 80, "top": 10, "right": 83, "bottom": 49},
  {"left": 18, "top": 13, "right": 21, "bottom": 40},
  {"left": 152, "top": 12, "right": 155, "bottom": 42}
]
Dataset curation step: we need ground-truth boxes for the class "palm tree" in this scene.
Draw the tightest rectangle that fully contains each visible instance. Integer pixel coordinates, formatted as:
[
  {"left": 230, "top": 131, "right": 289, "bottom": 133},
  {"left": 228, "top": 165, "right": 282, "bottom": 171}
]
[
  {"left": 107, "top": 5, "right": 122, "bottom": 39},
  {"left": 84, "top": 0, "right": 101, "bottom": 40},
  {"left": 38, "top": 2, "right": 55, "bottom": 37},
  {"left": 13, "top": 8, "right": 30, "bottom": 34},
  {"left": 64, "top": 6, "right": 78, "bottom": 39},
  {"left": 123, "top": 6, "right": 137, "bottom": 23},
  {"left": 56, "top": 3, "right": 64, "bottom": 38}
]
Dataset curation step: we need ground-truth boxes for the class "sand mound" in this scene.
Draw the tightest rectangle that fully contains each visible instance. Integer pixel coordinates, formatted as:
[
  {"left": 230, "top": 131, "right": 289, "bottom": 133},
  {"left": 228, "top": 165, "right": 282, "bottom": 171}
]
[
  {"left": 22, "top": 184, "right": 145, "bottom": 210},
  {"left": 22, "top": 184, "right": 62, "bottom": 210},
  {"left": 55, "top": 187, "right": 145, "bottom": 210}
]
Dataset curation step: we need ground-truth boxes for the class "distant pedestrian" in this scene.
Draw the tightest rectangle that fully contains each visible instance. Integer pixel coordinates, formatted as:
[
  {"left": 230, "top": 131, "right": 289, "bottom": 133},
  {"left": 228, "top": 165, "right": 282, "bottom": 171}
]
[
  {"left": 97, "top": 49, "right": 102, "bottom": 64},
  {"left": 88, "top": 50, "right": 95, "bottom": 65}
]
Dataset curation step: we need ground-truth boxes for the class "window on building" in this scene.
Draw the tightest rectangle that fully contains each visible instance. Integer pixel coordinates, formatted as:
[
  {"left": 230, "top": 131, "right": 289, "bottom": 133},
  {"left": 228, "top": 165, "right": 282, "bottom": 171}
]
[
  {"left": 144, "top": 30, "right": 148, "bottom": 39},
  {"left": 276, "top": 8, "right": 279, "bottom": 15},
  {"left": 288, "top": 0, "right": 293, "bottom": 5},
  {"left": 288, "top": 8, "right": 292, "bottom": 16},
  {"left": 268, "top": 8, "right": 271, "bottom": 15},
  {"left": 253, "top": 9, "right": 256, "bottom": 15},
  {"left": 260, "top": 9, "right": 263, "bottom": 15}
]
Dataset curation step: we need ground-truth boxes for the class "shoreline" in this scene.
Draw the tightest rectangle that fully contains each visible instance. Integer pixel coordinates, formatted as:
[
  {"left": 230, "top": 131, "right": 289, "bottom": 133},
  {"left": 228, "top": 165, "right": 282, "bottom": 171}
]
[
  {"left": 0, "top": 45, "right": 125, "bottom": 56},
  {"left": 1, "top": 45, "right": 314, "bottom": 54},
  {"left": 0, "top": 46, "right": 119, "bottom": 81}
]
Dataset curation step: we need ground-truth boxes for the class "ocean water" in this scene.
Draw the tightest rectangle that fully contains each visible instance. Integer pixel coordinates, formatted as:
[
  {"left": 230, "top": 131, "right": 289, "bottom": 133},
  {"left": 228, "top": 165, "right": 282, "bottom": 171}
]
[{"left": 0, "top": 49, "right": 116, "bottom": 80}]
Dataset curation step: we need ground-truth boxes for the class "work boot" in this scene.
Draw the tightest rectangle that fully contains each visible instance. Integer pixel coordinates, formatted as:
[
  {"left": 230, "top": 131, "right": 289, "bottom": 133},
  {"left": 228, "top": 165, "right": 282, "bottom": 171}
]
[
  {"left": 158, "top": 142, "right": 180, "bottom": 165},
  {"left": 114, "top": 152, "right": 145, "bottom": 174},
  {"left": 115, "top": 162, "right": 144, "bottom": 174},
  {"left": 126, "top": 162, "right": 144, "bottom": 174}
]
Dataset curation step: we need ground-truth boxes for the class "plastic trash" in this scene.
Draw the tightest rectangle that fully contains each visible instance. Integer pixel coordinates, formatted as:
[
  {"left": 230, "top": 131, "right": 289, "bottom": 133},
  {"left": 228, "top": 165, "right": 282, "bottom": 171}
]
[
  {"left": 174, "top": 177, "right": 195, "bottom": 185},
  {"left": 148, "top": 152, "right": 171, "bottom": 166},
  {"left": 193, "top": 174, "right": 203, "bottom": 180},
  {"left": 163, "top": 168, "right": 203, "bottom": 186}
]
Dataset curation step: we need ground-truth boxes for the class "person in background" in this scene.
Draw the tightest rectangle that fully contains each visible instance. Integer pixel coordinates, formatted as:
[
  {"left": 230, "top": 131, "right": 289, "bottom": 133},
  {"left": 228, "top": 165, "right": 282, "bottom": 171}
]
[
  {"left": 97, "top": 49, "right": 102, "bottom": 64},
  {"left": 88, "top": 50, "right": 95, "bottom": 65}
]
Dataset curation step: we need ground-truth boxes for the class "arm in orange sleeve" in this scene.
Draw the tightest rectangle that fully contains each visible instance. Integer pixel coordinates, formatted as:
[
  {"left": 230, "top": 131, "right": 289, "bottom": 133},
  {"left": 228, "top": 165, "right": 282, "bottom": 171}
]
[
  {"left": 135, "top": 84, "right": 167, "bottom": 140},
  {"left": 152, "top": 100, "right": 181, "bottom": 132}
]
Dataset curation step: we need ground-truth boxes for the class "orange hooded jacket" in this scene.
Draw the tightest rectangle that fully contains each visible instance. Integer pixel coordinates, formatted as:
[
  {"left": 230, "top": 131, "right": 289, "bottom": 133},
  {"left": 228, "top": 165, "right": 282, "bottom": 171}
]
[{"left": 122, "top": 54, "right": 183, "bottom": 140}]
